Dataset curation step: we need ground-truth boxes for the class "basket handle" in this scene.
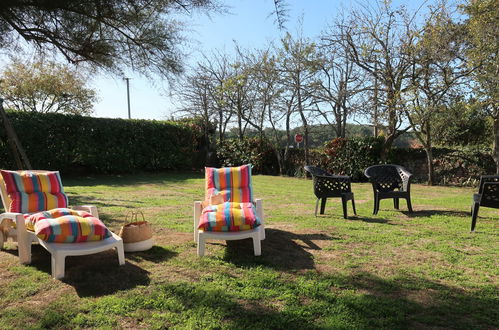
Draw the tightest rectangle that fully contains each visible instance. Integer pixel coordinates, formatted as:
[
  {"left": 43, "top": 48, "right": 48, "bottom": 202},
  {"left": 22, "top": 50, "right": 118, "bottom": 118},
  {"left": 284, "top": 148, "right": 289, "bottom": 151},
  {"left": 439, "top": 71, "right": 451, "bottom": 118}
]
[{"left": 124, "top": 210, "right": 146, "bottom": 224}]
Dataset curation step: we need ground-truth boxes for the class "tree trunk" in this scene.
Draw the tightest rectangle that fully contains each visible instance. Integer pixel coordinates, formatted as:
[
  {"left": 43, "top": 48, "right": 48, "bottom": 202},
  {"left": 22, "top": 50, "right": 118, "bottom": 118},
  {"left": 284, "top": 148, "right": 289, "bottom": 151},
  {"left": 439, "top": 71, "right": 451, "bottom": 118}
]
[
  {"left": 494, "top": 116, "right": 499, "bottom": 174},
  {"left": 424, "top": 147, "right": 434, "bottom": 186}
]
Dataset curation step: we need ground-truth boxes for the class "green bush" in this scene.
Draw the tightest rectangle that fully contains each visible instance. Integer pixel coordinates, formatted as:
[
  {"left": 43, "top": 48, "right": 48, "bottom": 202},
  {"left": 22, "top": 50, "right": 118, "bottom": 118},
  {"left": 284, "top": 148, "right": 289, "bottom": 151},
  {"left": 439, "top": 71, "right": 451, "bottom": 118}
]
[
  {"left": 318, "top": 137, "right": 385, "bottom": 181},
  {"left": 216, "top": 137, "right": 278, "bottom": 174},
  {"left": 0, "top": 111, "right": 204, "bottom": 174}
]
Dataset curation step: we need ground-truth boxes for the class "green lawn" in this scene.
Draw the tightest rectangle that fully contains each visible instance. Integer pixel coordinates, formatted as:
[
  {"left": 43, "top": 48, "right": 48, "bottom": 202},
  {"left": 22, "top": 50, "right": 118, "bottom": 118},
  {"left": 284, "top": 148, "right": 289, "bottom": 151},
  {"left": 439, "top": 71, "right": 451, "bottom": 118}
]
[{"left": 0, "top": 172, "right": 497, "bottom": 329}]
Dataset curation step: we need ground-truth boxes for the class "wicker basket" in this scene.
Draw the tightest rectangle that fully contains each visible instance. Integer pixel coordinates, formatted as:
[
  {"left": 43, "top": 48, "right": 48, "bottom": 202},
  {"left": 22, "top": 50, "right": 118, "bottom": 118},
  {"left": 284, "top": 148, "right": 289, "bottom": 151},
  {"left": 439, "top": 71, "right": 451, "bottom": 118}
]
[{"left": 118, "top": 211, "right": 154, "bottom": 252}]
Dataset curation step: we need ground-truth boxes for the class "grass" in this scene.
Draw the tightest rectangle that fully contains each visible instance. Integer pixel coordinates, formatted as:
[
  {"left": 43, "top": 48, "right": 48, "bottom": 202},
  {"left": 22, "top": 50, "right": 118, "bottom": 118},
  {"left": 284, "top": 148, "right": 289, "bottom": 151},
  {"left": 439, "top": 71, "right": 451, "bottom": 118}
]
[{"left": 0, "top": 172, "right": 497, "bottom": 329}]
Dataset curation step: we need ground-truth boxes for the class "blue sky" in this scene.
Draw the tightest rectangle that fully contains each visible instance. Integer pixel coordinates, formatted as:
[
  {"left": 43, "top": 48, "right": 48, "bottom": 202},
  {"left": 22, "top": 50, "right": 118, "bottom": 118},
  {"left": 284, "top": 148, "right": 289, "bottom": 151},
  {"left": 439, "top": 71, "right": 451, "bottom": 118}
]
[
  {"left": 91, "top": 0, "right": 352, "bottom": 120},
  {"left": 90, "top": 0, "right": 433, "bottom": 120}
]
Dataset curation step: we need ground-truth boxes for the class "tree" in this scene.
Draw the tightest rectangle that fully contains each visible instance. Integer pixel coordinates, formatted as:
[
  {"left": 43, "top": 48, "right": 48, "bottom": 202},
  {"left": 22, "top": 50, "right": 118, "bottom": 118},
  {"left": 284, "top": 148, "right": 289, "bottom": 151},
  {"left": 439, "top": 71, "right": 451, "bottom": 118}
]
[
  {"left": 405, "top": 5, "right": 472, "bottom": 185},
  {"left": 0, "top": 0, "right": 222, "bottom": 79},
  {"left": 463, "top": 0, "right": 499, "bottom": 173},
  {"left": 0, "top": 59, "right": 97, "bottom": 115},
  {"left": 279, "top": 31, "right": 322, "bottom": 165},
  {"left": 338, "top": 1, "right": 419, "bottom": 158},
  {"left": 318, "top": 18, "right": 367, "bottom": 138}
]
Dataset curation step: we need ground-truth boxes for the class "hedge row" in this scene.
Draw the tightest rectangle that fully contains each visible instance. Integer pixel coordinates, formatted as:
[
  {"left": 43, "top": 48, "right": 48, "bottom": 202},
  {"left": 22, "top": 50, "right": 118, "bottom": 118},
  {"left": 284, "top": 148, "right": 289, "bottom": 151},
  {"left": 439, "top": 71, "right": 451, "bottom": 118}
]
[
  {"left": 215, "top": 136, "right": 495, "bottom": 185},
  {"left": 0, "top": 111, "right": 204, "bottom": 173}
]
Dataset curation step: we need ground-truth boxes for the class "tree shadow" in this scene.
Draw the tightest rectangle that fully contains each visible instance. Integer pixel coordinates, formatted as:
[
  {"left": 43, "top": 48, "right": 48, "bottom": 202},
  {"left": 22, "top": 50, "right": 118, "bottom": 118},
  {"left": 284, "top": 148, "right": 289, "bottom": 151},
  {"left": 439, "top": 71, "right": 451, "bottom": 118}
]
[
  {"left": 402, "top": 210, "right": 470, "bottom": 218},
  {"left": 62, "top": 171, "right": 203, "bottom": 188},
  {"left": 222, "top": 228, "right": 339, "bottom": 271}
]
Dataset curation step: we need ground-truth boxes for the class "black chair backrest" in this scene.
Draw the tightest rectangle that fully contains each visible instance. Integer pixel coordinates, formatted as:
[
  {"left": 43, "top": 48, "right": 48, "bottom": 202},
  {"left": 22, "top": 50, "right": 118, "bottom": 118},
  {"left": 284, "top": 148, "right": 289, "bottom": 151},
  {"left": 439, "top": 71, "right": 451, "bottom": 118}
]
[
  {"left": 364, "top": 164, "right": 411, "bottom": 192},
  {"left": 304, "top": 166, "right": 331, "bottom": 177},
  {"left": 478, "top": 175, "right": 499, "bottom": 194}
]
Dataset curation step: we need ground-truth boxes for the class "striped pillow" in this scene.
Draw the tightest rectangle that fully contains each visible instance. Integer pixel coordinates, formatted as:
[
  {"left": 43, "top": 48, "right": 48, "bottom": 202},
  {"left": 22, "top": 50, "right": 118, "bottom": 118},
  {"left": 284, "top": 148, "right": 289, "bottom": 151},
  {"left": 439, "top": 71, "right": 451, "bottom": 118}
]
[
  {"left": 32, "top": 211, "right": 111, "bottom": 243},
  {"left": 1, "top": 170, "right": 68, "bottom": 213},
  {"left": 205, "top": 165, "right": 253, "bottom": 203},
  {"left": 198, "top": 202, "right": 261, "bottom": 232},
  {"left": 24, "top": 208, "right": 93, "bottom": 232}
]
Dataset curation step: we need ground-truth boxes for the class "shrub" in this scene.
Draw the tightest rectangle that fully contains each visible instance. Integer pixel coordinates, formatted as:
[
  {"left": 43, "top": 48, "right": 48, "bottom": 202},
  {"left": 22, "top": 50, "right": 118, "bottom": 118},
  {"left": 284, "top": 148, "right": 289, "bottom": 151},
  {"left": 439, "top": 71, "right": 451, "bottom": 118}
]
[
  {"left": 319, "top": 137, "right": 385, "bottom": 181},
  {"left": 0, "top": 111, "right": 204, "bottom": 173},
  {"left": 216, "top": 137, "right": 278, "bottom": 174}
]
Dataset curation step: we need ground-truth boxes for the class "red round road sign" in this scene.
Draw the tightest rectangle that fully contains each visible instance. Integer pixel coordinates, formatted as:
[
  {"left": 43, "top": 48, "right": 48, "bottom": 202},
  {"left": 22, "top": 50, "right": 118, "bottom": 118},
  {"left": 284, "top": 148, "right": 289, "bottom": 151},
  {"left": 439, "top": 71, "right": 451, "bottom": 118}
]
[{"left": 294, "top": 134, "right": 303, "bottom": 143}]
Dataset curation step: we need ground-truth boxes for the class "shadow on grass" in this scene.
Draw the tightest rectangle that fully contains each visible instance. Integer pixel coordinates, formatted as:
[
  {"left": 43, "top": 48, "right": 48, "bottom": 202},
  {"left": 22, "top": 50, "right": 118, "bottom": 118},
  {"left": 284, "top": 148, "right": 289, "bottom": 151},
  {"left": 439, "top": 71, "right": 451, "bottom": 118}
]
[
  {"left": 63, "top": 171, "right": 203, "bottom": 188},
  {"left": 6, "top": 245, "right": 154, "bottom": 298},
  {"left": 125, "top": 245, "right": 178, "bottom": 263},
  {"left": 402, "top": 210, "right": 470, "bottom": 218},
  {"left": 33, "top": 270, "right": 498, "bottom": 329},
  {"left": 222, "top": 229, "right": 338, "bottom": 271},
  {"left": 349, "top": 215, "right": 396, "bottom": 224},
  {"left": 67, "top": 194, "right": 145, "bottom": 209}
]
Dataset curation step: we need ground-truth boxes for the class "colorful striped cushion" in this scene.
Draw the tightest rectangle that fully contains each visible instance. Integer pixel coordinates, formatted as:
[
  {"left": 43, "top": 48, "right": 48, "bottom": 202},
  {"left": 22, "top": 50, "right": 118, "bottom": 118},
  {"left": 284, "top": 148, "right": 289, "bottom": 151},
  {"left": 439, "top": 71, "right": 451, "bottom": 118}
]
[
  {"left": 31, "top": 209, "right": 111, "bottom": 243},
  {"left": 24, "top": 208, "right": 94, "bottom": 232},
  {"left": 1, "top": 170, "right": 68, "bottom": 213},
  {"left": 205, "top": 165, "right": 253, "bottom": 203},
  {"left": 198, "top": 202, "right": 261, "bottom": 232}
]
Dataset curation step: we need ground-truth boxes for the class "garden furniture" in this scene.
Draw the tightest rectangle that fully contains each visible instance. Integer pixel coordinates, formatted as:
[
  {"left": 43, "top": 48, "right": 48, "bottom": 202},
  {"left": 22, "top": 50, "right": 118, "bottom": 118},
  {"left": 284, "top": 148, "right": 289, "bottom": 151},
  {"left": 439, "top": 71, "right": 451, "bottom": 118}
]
[
  {"left": 471, "top": 175, "right": 499, "bottom": 232},
  {"left": 304, "top": 165, "right": 356, "bottom": 219},
  {"left": 0, "top": 170, "right": 125, "bottom": 279},
  {"left": 193, "top": 164, "right": 265, "bottom": 256},
  {"left": 364, "top": 164, "right": 413, "bottom": 215}
]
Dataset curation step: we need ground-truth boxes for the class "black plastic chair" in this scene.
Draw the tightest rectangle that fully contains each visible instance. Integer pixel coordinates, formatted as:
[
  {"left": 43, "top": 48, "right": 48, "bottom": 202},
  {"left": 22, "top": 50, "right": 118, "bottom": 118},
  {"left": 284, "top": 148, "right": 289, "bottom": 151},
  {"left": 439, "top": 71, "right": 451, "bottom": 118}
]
[
  {"left": 471, "top": 175, "right": 499, "bottom": 232},
  {"left": 364, "top": 164, "right": 413, "bottom": 215},
  {"left": 304, "top": 166, "right": 356, "bottom": 219}
]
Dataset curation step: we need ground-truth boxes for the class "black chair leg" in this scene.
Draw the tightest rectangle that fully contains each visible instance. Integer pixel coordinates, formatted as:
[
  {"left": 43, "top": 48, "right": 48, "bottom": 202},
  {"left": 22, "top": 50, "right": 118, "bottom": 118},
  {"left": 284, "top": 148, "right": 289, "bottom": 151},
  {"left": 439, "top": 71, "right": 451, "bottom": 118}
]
[
  {"left": 471, "top": 202, "right": 480, "bottom": 232},
  {"left": 320, "top": 198, "right": 327, "bottom": 215},
  {"left": 341, "top": 197, "right": 348, "bottom": 219},
  {"left": 373, "top": 195, "right": 379, "bottom": 215},
  {"left": 394, "top": 198, "right": 399, "bottom": 209},
  {"left": 351, "top": 197, "right": 357, "bottom": 215},
  {"left": 314, "top": 198, "right": 320, "bottom": 217},
  {"left": 406, "top": 197, "right": 413, "bottom": 213}
]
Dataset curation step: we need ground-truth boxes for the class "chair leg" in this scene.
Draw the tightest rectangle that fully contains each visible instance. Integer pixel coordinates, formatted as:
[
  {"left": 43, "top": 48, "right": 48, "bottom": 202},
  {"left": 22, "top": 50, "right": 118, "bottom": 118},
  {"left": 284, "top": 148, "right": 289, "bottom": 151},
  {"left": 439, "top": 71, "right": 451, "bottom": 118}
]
[
  {"left": 394, "top": 198, "right": 399, "bottom": 209},
  {"left": 320, "top": 198, "right": 327, "bottom": 215},
  {"left": 252, "top": 235, "right": 261, "bottom": 256},
  {"left": 259, "top": 225, "right": 266, "bottom": 241},
  {"left": 406, "top": 197, "right": 413, "bottom": 213},
  {"left": 471, "top": 202, "right": 480, "bottom": 232},
  {"left": 341, "top": 197, "right": 348, "bottom": 219},
  {"left": 197, "top": 235, "right": 205, "bottom": 256},
  {"left": 352, "top": 197, "right": 357, "bottom": 215},
  {"left": 314, "top": 199, "right": 320, "bottom": 217},
  {"left": 373, "top": 195, "right": 379, "bottom": 215},
  {"left": 51, "top": 253, "right": 66, "bottom": 280},
  {"left": 116, "top": 241, "right": 125, "bottom": 266}
]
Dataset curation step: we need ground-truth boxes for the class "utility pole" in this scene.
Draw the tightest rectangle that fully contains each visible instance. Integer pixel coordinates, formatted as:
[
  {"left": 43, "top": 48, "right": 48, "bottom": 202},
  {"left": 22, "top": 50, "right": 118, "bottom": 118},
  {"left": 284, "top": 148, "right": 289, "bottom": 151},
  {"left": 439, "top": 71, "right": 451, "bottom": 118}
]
[
  {"left": 373, "top": 58, "right": 379, "bottom": 137},
  {"left": 124, "top": 77, "right": 131, "bottom": 119}
]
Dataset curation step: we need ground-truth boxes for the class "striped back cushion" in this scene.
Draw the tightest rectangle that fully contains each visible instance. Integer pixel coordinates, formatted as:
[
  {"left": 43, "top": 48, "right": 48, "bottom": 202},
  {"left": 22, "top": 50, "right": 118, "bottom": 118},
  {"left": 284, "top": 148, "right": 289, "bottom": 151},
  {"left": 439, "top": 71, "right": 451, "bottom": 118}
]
[
  {"left": 30, "top": 208, "right": 111, "bottom": 243},
  {"left": 205, "top": 165, "right": 253, "bottom": 203},
  {"left": 0, "top": 170, "right": 68, "bottom": 213}
]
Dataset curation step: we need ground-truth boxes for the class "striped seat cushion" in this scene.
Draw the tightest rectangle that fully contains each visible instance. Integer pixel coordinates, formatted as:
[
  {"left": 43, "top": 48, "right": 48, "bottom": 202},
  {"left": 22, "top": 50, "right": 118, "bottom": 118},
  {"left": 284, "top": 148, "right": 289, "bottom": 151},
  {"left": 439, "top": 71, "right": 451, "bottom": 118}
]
[
  {"left": 24, "top": 208, "right": 94, "bottom": 232},
  {"left": 28, "top": 208, "right": 111, "bottom": 243},
  {"left": 198, "top": 202, "right": 261, "bottom": 232},
  {"left": 1, "top": 170, "right": 68, "bottom": 213},
  {"left": 205, "top": 165, "right": 253, "bottom": 203}
]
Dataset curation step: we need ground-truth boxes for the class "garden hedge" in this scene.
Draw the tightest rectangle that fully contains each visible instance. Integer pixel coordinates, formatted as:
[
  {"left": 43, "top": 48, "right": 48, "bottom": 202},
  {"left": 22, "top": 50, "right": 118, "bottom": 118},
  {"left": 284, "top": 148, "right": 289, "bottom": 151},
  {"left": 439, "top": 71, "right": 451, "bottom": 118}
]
[{"left": 0, "top": 111, "right": 204, "bottom": 174}]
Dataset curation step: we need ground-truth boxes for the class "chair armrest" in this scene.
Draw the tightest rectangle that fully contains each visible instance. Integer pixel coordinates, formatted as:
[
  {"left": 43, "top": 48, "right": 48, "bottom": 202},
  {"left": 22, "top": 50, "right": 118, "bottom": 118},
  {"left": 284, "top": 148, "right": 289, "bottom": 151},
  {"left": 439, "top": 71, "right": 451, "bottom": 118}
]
[
  {"left": 254, "top": 199, "right": 264, "bottom": 225},
  {"left": 193, "top": 201, "right": 203, "bottom": 242},
  {"left": 72, "top": 205, "right": 99, "bottom": 218}
]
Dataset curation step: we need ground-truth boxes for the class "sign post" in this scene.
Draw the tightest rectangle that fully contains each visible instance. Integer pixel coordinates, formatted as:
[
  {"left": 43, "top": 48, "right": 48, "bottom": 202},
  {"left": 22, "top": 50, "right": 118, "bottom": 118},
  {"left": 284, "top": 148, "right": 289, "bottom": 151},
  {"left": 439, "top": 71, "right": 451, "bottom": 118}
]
[{"left": 294, "top": 133, "right": 303, "bottom": 148}]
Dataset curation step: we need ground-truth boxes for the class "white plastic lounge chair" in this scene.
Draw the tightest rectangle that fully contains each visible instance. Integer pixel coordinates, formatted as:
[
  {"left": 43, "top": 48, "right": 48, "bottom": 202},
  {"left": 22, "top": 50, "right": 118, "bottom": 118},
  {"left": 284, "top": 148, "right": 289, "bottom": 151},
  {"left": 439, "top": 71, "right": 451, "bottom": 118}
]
[
  {"left": 0, "top": 170, "right": 125, "bottom": 279},
  {"left": 193, "top": 165, "right": 265, "bottom": 256}
]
